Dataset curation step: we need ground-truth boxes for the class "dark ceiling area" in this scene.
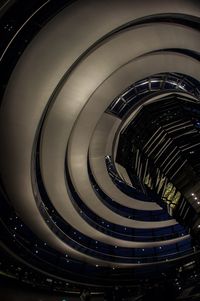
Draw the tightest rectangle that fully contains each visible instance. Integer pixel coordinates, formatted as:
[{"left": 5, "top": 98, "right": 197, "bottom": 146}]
[{"left": 0, "top": 1, "right": 200, "bottom": 300}]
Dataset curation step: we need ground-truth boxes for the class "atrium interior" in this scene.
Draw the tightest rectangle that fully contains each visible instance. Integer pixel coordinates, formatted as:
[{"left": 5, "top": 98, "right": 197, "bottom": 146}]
[{"left": 0, "top": 1, "right": 200, "bottom": 300}]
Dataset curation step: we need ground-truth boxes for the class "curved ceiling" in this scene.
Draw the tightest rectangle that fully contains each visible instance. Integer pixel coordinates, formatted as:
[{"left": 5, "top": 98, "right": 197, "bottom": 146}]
[{"left": 0, "top": 0, "right": 200, "bottom": 292}]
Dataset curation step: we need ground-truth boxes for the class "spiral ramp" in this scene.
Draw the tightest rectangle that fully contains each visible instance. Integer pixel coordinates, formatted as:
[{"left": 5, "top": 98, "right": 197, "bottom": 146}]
[{"left": 0, "top": 0, "right": 200, "bottom": 291}]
